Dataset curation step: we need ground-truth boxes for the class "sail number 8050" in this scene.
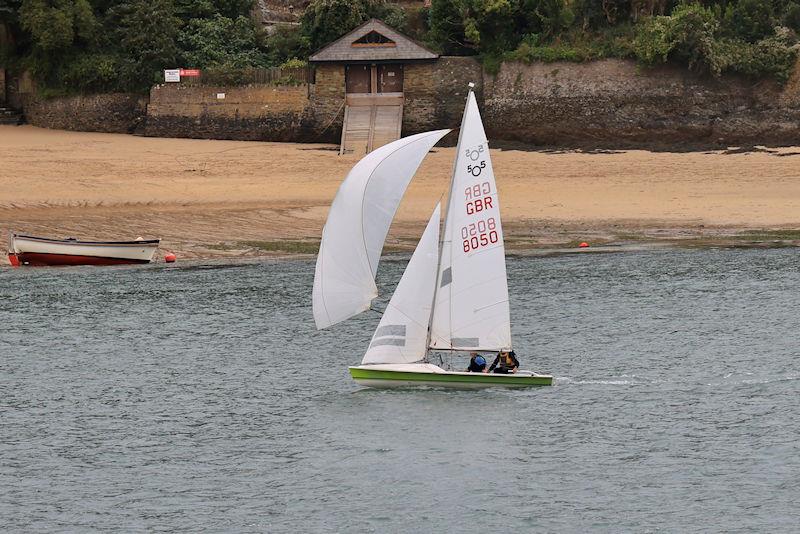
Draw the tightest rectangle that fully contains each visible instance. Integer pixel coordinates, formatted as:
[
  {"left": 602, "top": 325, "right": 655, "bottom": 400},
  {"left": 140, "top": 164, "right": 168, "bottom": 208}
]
[{"left": 461, "top": 218, "right": 498, "bottom": 252}]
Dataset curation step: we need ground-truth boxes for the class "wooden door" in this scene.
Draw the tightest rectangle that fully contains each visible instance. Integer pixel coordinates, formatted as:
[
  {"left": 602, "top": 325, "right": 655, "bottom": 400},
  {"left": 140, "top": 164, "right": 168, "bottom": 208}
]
[
  {"left": 378, "top": 64, "right": 403, "bottom": 93},
  {"left": 345, "top": 64, "right": 371, "bottom": 94}
]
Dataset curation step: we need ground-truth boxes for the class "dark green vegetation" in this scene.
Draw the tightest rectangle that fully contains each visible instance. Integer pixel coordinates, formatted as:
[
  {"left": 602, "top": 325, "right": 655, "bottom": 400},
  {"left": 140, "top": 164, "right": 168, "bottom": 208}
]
[
  {"left": 1, "top": 0, "right": 799, "bottom": 95},
  {"left": 431, "top": 0, "right": 800, "bottom": 81}
]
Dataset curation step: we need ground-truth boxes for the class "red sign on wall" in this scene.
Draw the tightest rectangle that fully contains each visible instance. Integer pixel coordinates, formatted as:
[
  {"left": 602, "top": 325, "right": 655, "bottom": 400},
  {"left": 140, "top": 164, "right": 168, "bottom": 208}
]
[{"left": 179, "top": 69, "right": 201, "bottom": 77}]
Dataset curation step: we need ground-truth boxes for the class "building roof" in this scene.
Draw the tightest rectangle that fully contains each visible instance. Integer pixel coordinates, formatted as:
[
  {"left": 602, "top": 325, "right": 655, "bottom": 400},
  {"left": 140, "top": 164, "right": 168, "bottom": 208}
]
[{"left": 309, "top": 19, "right": 439, "bottom": 63}]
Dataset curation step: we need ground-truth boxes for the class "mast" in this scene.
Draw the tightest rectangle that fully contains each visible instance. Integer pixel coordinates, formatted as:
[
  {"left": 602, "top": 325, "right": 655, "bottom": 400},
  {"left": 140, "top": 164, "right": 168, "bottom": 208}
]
[{"left": 425, "top": 83, "right": 476, "bottom": 357}]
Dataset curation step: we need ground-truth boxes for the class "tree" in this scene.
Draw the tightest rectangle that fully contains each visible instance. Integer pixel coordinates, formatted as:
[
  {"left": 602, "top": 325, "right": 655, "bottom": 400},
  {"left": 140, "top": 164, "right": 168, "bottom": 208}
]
[
  {"left": 730, "top": 0, "right": 775, "bottom": 42},
  {"left": 20, "top": 0, "right": 96, "bottom": 51},
  {"left": 428, "top": 0, "right": 468, "bottom": 54},
  {"left": 428, "top": 0, "right": 569, "bottom": 56},
  {"left": 111, "top": 0, "right": 180, "bottom": 89},
  {"left": 178, "top": 14, "right": 268, "bottom": 68},
  {"left": 263, "top": 23, "right": 308, "bottom": 66},
  {"left": 301, "top": 0, "right": 406, "bottom": 52},
  {"left": 1, "top": 0, "right": 24, "bottom": 66},
  {"left": 174, "top": 0, "right": 254, "bottom": 20}
]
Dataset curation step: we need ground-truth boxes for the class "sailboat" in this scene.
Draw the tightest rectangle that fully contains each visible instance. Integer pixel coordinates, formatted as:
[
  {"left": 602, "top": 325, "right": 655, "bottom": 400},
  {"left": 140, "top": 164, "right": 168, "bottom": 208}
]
[{"left": 313, "top": 84, "right": 553, "bottom": 389}]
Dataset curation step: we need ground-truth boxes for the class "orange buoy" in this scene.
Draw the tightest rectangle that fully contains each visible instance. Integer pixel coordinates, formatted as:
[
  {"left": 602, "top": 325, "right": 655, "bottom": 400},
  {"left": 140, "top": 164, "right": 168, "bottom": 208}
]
[
  {"left": 8, "top": 253, "right": 20, "bottom": 267},
  {"left": 579, "top": 242, "right": 589, "bottom": 248},
  {"left": 164, "top": 252, "right": 177, "bottom": 263}
]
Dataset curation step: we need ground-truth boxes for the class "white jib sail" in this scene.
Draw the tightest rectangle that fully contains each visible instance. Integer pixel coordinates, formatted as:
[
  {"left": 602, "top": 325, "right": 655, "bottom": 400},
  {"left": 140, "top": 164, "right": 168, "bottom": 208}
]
[
  {"left": 429, "top": 90, "right": 512, "bottom": 351},
  {"left": 313, "top": 129, "right": 451, "bottom": 330},
  {"left": 362, "top": 203, "right": 441, "bottom": 364}
]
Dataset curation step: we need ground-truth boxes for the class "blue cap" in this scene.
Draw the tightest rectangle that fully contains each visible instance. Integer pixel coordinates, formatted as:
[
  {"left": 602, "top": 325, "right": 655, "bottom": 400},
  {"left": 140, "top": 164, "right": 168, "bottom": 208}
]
[{"left": 475, "top": 355, "right": 486, "bottom": 366}]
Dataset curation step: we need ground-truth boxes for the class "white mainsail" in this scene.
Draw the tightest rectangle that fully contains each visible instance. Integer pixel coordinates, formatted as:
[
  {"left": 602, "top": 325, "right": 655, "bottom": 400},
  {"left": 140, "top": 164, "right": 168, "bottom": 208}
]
[
  {"left": 429, "top": 90, "right": 512, "bottom": 351},
  {"left": 362, "top": 203, "right": 441, "bottom": 364},
  {"left": 313, "top": 129, "right": 451, "bottom": 330}
]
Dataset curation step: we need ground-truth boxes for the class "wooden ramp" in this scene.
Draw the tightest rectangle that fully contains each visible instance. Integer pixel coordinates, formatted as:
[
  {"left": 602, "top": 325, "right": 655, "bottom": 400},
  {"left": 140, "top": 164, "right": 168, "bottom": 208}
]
[{"left": 340, "top": 93, "right": 403, "bottom": 155}]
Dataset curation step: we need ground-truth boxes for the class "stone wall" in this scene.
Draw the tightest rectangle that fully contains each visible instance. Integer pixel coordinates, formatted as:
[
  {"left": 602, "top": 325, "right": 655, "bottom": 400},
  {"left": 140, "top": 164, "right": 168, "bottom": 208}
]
[
  {"left": 16, "top": 57, "right": 800, "bottom": 147},
  {"left": 308, "top": 63, "right": 346, "bottom": 143},
  {"left": 403, "top": 56, "right": 483, "bottom": 139},
  {"left": 23, "top": 93, "right": 147, "bottom": 133},
  {"left": 145, "top": 84, "right": 315, "bottom": 141},
  {"left": 484, "top": 59, "right": 800, "bottom": 147}
]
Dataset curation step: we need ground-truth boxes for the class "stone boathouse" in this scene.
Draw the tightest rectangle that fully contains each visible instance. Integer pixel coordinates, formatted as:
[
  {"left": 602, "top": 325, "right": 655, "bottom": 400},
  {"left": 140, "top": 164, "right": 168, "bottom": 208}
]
[{"left": 309, "top": 18, "right": 438, "bottom": 153}]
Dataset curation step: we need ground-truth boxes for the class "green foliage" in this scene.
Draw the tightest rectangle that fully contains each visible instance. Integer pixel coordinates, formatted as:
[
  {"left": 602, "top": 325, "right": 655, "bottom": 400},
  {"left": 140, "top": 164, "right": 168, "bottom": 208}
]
[
  {"left": 634, "top": 2, "right": 797, "bottom": 81},
  {"left": 178, "top": 14, "right": 268, "bottom": 68},
  {"left": 729, "top": 0, "right": 775, "bottom": 41},
  {"left": 60, "top": 52, "right": 120, "bottom": 91},
  {"left": 174, "top": 0, "right": 254, "bottom": 20},
  {"left": 714, "top": 28, "right": 798, "bottom": 81},
  {"left": 784, "top": 1, "right": 800, "bottom": 31},
  {"left": 1, "top": 1, "right": 23, "bottom": 66},
  {"left": 20, "top": 0, "right": 97, "bottom": 51},
  {"left": 428, "top": 0, "right": 573, "bottom": 55},
  {"left": 427, "top": 0, "right": 467, "bottom": 54},
  {"left": 0, "top": 0, "right": 22, "bottom": 24},
  {"left": 111, "top": 0, "right": 181, "bottom": 90},
  {"left": 509, "top": 24, "right": 637, "bottom": 63},
  {"left": 301, "top": 0, "right": 406, "bottom": 52},
  {"left": 4, "top": 0, "right": 800, "bottom": 94},
  {"left": 634, "top": 2, "right": 719, "bottom": 71},
  {"left": 280, "top": 57, "right": 307, "bottom": 69},
  {"left": 200, "top": 62, "right": 249, "bottom": 84},
  {"left": 263, "top": 23, "right": 309, "bottom": 66}
]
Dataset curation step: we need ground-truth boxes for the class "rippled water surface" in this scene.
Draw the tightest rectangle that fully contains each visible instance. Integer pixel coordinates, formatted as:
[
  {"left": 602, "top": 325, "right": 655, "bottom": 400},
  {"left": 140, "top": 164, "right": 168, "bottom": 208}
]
[{"left": 2, "top": 249, "right": 799, "bottom": 532}]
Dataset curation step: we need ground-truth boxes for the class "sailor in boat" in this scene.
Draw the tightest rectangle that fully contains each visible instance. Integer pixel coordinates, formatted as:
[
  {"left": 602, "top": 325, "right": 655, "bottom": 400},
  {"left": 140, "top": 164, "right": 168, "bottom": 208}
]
[
  {"left": 486, "top": 351, "right": 519, "bottom": 374},
  {"left": 465, "top": 353, "right": 487, "bottom": 373}
]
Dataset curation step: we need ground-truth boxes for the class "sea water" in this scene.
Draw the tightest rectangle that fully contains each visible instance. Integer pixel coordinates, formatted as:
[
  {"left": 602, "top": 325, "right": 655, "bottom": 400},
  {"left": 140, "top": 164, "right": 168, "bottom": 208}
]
[{"left": 1, "top": 249, "right": 798, "bottom": 532}]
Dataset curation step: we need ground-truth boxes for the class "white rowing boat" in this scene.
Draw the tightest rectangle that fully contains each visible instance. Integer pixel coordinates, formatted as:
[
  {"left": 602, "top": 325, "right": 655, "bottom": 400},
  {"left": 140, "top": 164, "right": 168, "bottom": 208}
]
[{"left": 8, "top": 233, "right": 160, "bottom": 266}]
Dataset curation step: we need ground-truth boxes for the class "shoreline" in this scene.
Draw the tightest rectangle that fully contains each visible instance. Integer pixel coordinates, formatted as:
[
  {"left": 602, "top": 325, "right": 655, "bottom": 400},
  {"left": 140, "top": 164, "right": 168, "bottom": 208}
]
[
  {"left": 4, "top": 222, "right": 800, "bottom": 266},
  {"left": 2, "top": 125, "right": 800, "bottom": 265}
]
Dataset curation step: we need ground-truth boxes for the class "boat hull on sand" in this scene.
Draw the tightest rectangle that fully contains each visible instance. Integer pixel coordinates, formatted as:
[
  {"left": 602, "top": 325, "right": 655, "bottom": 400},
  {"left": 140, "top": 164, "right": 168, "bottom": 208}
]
[
  {"left": 8, "top": 234, "right": 159, "bottom": 267},
  {"left": 349, "top": 364, "right": 553, "bottom": 389}
]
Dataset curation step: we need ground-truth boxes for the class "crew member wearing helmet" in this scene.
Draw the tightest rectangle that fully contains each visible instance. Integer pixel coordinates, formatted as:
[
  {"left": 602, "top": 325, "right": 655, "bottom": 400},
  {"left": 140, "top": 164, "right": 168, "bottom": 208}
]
[
  {"left": 487, "top": 350, "right": 519, "bottom": 374},
  {"left": 465, "top": 352, "right": 487, "bottom": 372}
]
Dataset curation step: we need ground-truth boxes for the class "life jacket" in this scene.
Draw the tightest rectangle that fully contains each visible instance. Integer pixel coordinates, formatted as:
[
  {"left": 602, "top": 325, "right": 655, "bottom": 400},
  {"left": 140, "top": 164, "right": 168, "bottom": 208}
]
[{"left": 498, "top": 353, "right": 517, "bottom": 370}]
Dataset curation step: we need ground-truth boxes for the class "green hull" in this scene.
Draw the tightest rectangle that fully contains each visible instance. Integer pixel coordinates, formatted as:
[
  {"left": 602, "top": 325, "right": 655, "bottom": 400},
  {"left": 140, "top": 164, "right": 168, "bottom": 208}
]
[{"left": 349, "top": 366, "right": 553, "bottom": 389}]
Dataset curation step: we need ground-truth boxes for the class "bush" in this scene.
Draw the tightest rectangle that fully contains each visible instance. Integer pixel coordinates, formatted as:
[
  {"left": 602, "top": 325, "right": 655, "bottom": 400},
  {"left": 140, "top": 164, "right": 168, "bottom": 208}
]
[
  {"left": 782, "top": 1, "right": 800, "bottom": 32},
  {"left": 301, "top": 0, "right": 406, "bottom": 52},
  {"left": 200, "top": 62, "right": 249, "bottom": 85},
  {"left": 280, "top": 58, "right": 307, "bottom": 69},
  {"left": 178, "top": 14, "right": 269, "bottom": 68},
  {"left": 634, "top": 3, "right": 798, "bottom": 81},
  {"left": 508, "top": 25, "right": 637, "bottom": 64},
  {"left": 634, "top": 3, "right": 719, "bottom": 72},
  {"left": 60, "top": 53, "right": 121, "bottom": 92},
  {"left": 111, "top": 0, "right": 181, "bottom": 91},
  {"left": 428, "top": 0, "right": 571, "bottom": 56},
  {"left": 715, "top": 29, "right": 798, "bottom": 81},
  {"left": 730, "top": 0, "right": 775, "bottom": 42},
  {"left": 263, "top": 24, "right": 309, "bottom": 66},
  {"left": 572, "top": 0, "right": 630, "bottom": 29}
]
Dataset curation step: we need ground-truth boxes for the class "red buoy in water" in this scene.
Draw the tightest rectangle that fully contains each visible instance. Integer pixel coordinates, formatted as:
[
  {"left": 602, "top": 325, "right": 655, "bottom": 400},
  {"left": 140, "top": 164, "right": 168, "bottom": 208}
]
[
  {"left": 579, "top": 242, "right": 589, "bottom": 248},
  {"left": 164, "top": 252, "right": 177, "bottom": 263},
  {"left": 8, "top": 253, "right": 20, "bottom": 267}
]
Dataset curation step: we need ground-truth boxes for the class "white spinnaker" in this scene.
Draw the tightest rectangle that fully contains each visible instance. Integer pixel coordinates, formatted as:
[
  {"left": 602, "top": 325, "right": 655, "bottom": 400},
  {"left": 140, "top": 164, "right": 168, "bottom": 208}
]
[
  {"left": 362, "top": 203, "right": 441, "bottom": 364},
  {"left": 429, "top": 91, "right": 511, "bottom": 351},
  {"left": 313, "top": 129, "right": 451, "bottom": 330}
]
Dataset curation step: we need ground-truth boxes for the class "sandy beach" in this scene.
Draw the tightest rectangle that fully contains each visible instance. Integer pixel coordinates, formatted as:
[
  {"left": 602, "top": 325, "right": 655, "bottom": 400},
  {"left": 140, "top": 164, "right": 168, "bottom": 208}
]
[{"left": 2, "top": 124, "right": 800, "bottom": 262}]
